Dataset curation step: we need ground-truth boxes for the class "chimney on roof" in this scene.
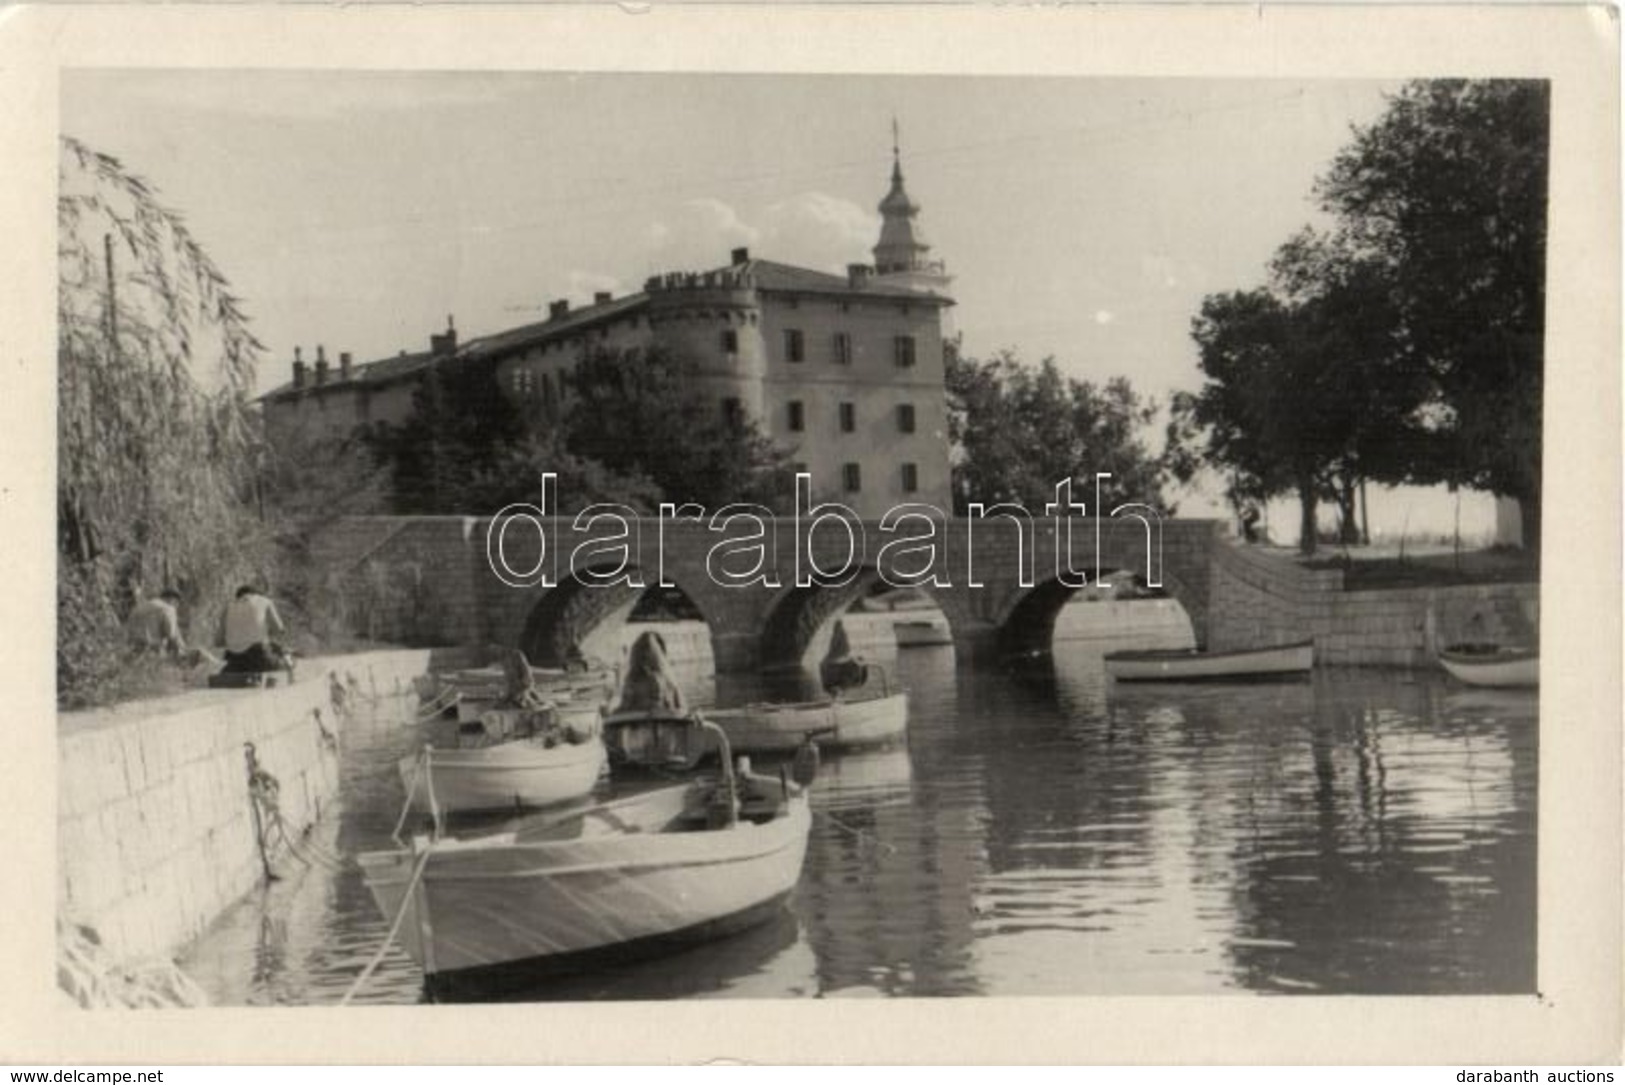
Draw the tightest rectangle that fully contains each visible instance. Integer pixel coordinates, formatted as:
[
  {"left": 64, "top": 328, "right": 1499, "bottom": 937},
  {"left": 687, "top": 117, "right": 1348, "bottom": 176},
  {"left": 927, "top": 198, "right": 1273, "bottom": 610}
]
[
  {"left": 339, "top": 351, "right": 353, "bottom": 382},
  {"left": 429, "top": 315, "right": 458, "bottom": 357},
  {"left": 549, "top": 299, "right": 570, "bottom": 320},
  {"left": 731, "top": 247, "right": 750, "bottom": 265},
  {"left": 848, "top": 264, "right": 872, "bottom": 288},
  {"left": 594, "top": 291, "right": 612, "bottom": 305},
  {"left": 313, "top": 344, "right": 329, "bottom": 386},
  {"left": 291, "top": 346, "right": 306, "bottom": 390}
]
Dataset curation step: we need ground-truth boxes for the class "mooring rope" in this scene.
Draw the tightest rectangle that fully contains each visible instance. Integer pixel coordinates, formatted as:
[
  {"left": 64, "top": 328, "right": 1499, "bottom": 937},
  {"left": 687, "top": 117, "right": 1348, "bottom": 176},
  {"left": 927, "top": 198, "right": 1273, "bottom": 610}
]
[
  {"left": 817, "top": 809, "right": 897, "bottom": 856},
  {"left": 338, "top": 843, "right": 433, "bottom": 1006},
  {"left": 246, "top": 741, "right": 353, "bottom": 878},
  {"left": 391, "top": 750, "right": 425, "bottom": 847},
  {"left": 409, "top": 688, "right": 459, "bottom": 725}
]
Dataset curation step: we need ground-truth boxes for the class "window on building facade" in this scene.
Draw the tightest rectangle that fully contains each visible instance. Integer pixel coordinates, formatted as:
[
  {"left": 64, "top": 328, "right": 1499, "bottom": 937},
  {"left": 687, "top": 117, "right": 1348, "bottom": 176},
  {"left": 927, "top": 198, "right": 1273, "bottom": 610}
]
[
  {"left": 893, "top": 335, "right": 917, "bottom": 368},
  {"left": 784, "top": 328, "right": 805, "bottom": 363},
  {"left": 833, "top": 332, "right": 852, "bottom": 365},
  {"left": 721, "top": 328, "right": 738, "bottom": 355},
  {"left": 843, "top": 463, "right": 862, "bottom": 492},
  {"left": 901, "top": 463, "right": 919, "bottom": 493},
  {"left": 839, "top": 402, "right": 856, "bottom": 433},
  {"left": 897, "top": 403, "right": 916, "bottom": 433},
  {"left": 787, "top": 400, "right": 805, "bottom": 432},
  {"left": 722, "top": 397, "right": 744, "bottom": 427}
]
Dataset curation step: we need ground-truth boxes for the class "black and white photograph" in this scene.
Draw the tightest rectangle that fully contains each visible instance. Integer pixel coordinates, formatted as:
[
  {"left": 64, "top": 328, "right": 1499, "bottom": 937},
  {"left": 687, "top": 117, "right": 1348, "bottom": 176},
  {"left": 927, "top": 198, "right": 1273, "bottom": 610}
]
[{"left": 4, "top": 2, "right": 1619, "bottom": 1067}]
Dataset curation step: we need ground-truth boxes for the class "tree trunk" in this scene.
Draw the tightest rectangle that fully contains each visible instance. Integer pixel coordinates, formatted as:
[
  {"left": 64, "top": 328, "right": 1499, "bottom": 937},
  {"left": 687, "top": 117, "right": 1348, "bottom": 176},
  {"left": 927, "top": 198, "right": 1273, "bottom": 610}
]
[
  {"left": 1517, "top": 487, "right": 1541, "bottom": 557},
  {"left": 1297, "top": 472, "right": 1318, "bottom": 555},
  {"left": 1337, "top": 475, "right": 1360, "bottom": 544},
  {"left": 1359, "top": 477, "right": 1370, "bottom": 545}
]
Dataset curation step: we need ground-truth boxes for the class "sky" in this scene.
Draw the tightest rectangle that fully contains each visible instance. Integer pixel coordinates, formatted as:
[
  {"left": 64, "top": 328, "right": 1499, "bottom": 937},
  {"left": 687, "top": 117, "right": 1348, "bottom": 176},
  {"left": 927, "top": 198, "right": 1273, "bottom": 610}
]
[{"left": 61, "top": 70, "right": 1502, "bottom": 539}]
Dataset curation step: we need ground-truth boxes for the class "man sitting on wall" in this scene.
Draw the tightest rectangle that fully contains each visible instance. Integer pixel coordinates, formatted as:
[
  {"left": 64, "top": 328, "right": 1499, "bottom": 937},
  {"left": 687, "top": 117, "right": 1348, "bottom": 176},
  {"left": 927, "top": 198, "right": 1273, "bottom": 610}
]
[
  {"left": 221, "top": 585, "right": 293, "bottom": 677},
  {"left": 125, "top": 588, "right": 186, "bottom": 660}
]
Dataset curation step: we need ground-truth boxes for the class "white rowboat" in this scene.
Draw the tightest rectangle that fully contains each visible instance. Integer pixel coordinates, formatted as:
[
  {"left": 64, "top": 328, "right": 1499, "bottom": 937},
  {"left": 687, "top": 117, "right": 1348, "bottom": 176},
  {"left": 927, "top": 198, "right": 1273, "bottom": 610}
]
[
  {"left": 400, "top": 737, "right": 606, "bottom": 815},
  {"left": 1437, "top": 645, "right": 1538, "bottom": 688},
  {"left": 893, "top": 617, "right": 953, "bottom": 648},
  {"left": 704, "top": 691, "right": 909, "bottom": 752},
  {"left": 1103, "top": 640, "right": 1314, "bottom": 682},
  {"left": 360, "top": 769, "right": 811, "bottom": 996},
  {"left": 436, "top": 665, "right": 615, "bottom": 711}
]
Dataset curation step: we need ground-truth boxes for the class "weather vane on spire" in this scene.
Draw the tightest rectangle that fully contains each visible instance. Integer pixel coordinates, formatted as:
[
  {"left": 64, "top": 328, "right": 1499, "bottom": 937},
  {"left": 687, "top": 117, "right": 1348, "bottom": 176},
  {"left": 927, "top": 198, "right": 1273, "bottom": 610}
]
[{"left": 891, "top": 116, "right": 900, "bottom": 160}]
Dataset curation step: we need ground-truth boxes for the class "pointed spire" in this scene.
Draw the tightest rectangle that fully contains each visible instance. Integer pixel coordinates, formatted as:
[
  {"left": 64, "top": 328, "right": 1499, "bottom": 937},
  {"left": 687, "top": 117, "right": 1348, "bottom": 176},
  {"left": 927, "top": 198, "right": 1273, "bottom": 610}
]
[
  {"left": 875, "top": 120, "right": 926, "bottom": 271},
  {"left": 878, "top": 120, "right": 920, "bottom": 218},
  {"left": 868, "top": 122, "right": 953, "bottom": 301}
]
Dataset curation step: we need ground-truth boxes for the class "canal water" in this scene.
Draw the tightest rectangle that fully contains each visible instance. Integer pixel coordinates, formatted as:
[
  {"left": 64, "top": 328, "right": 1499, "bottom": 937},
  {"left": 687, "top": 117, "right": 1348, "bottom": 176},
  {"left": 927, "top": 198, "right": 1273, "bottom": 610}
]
[{"left": 180, "top": 621, "right": 1537, "bottom": 1002}]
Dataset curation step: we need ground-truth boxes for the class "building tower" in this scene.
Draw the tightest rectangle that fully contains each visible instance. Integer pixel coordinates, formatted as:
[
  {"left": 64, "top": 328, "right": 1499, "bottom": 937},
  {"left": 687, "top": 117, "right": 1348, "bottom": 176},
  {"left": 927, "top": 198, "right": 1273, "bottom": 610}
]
[{"left": 871, "top": 122, "right": 954, "bottom": 306}]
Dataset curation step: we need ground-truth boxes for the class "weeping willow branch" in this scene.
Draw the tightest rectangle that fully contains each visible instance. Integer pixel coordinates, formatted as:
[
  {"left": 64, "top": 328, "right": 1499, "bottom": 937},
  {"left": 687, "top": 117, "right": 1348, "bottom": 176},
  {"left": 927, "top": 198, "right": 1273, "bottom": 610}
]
[{"left": 57, "top": 136, "right": 274, "bottom": 705}]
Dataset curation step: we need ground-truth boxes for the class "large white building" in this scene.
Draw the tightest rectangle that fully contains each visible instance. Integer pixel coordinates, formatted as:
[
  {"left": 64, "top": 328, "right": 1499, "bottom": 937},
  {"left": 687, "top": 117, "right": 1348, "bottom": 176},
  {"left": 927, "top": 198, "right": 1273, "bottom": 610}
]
[{"left": 263, "top": 146, "right": 956, "bottom": 518}]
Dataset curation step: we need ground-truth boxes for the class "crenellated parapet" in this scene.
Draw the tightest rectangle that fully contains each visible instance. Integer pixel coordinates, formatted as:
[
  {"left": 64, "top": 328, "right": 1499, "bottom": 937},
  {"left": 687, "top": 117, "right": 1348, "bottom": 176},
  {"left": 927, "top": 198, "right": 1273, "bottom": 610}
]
[{"left": 644, "top": 267, "right": 761, "bottom": 327}]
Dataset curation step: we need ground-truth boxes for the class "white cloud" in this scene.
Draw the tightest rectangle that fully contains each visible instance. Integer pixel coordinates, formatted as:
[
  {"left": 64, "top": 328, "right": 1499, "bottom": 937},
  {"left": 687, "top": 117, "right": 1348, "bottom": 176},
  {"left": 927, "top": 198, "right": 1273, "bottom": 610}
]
[
  {"left": 760, "top": 191, "right": 880, "bottom": 274},
  {"left": 1094, "top": 310, "right": 1116, "bottom": 325},
  {"left": 642, "top": 192, "right": 879, "bottom": 277},
  {"left": 646, "top": 198, "right": 761, "bottom": 271}
]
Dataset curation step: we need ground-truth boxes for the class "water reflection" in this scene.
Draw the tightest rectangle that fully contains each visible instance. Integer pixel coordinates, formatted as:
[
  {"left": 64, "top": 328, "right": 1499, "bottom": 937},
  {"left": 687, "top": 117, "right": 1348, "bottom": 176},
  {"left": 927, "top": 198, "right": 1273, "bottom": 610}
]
[
  {"left": 482, "top": 908, "right": 817, "bottom": 1002},
  {"left": 1220, "top": 671, "right": 1536, "bottom": 994},
  {"left": 181, "top": 644, "right": 1536, "bottom": 1002}
]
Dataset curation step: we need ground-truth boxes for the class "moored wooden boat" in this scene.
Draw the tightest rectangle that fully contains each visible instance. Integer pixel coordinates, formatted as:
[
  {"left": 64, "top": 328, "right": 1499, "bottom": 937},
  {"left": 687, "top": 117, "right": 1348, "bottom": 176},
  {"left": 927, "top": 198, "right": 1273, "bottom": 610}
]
[
  {"left": 1437, "top": 644, "right": 1538, "bottom": 688},
  {"left": 360, "top": 720, "right": 811, "bottom": 996},
  {"left": 442, "top": 668, "right": 616, "bottom": 724},
  {"left": 1103, "top": 640, "right": 1314, "bottom": 682},
  {"left": 399, "top": 734, "right": 606, "bottom": 815},
  {"left": 453, "top": 690, "right": 608, "bottom": 726},
  {"left": 704, "top": 691, "right": 909, "bottom": 752},
  {"left": 893, "top": 616, "right": 953, "bottom": 648},
  {"left": 435, "top": 664, "right": 615, "bottom": 702}
]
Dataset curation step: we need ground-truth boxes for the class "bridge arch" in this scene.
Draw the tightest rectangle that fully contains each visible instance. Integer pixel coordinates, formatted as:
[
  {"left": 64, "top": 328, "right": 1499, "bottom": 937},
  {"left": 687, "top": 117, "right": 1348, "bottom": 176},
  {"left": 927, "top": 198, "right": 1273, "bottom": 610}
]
[
  {"left": 509, "top": 565, "right": 719, "bottom": 670},
  {"left": 310, "top": 514, "right": 1224, "bottom": 672},
  {"left": 992, "top": 564, "right": 1203, "bottom": 658},
  {"left": 756, "top": 569, "right": 887, "bottom": 670}
]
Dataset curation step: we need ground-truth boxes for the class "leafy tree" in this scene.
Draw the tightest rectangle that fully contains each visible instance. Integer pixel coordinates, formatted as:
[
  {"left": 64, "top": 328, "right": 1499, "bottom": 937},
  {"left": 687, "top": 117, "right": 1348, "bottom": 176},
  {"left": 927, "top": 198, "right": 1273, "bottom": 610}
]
[
  {"left": 1177, "top": 80, "right": 1542, "bottom": 553},
  {"left": 461, "top": 428, "right": 661, "bottom": 513},
  {"left": 57, "top": 137, "right": 273, "bottom": 704},
  {"left": 366, "top": 344, "right": 775, "bottom": 513},
  {"left": 1184, "top": 290, "right": 1324, "bottom": 551},
  {"left": 563, "top": 345, "right": 795, "bottom": 511},
  {"left": 945, "top": 348, "right": 1169, "bottom": 516},
  {"left": 1182, "top": 237, "right": 1422, "bottom": 555},
  {"left": 365, "top": 355, "right": 529, "bottom": 514},
  {"left": 252, "top": 424, "right": 392, "bottom": 645},
  {"left": 1316, "top": 79, "right": 1549, "bottom": 549}
]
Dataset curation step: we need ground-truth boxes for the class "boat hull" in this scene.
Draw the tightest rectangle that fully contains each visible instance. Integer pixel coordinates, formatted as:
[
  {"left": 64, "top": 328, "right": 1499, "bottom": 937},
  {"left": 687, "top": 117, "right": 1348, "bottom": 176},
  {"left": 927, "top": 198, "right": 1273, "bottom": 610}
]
[
  {"left": 359, "top": 786, "right": 811, "bottom": 981},
  {"left": 705, "top": 692, "right": 909, "bottom": 752},
  {"left": 420, "top": 890, "right": 795, "bottom": 1000},
  {"left": 400, "top": 738, "right": 606, "bottom": 814},
  {"left": 1104, "top": 641, "right": 1314, "bottom": 682},
  {"left": 436, "top": 667, "right": 616, "bottom": 721},
  {"left": 1438, "top": 648, "right": 1538, "bottom": 688},
  {"left": 893, "top": 618, "right": 952, "bottom": 648}
]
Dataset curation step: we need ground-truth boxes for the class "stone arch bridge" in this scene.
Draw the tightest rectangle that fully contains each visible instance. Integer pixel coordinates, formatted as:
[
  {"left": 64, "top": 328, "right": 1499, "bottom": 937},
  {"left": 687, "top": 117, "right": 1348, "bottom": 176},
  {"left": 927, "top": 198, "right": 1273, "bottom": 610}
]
[{"left": 308, "top": 514, "right": 1288, "bottom": 672}]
